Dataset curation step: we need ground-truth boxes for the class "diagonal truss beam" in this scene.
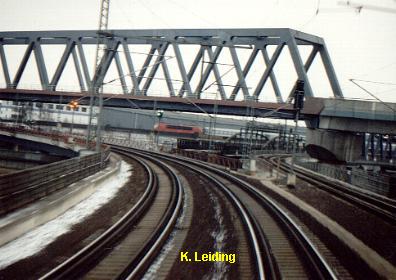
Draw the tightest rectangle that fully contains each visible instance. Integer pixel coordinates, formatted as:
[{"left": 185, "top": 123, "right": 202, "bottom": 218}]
[
  {"left": 93, "top": 41, "right": 120, "bottom": 88},
  {"left": 122, "top": 41, "right": 140, "bottom": 95},
  {"left": 136, "top": 46, "right": 156, "bottom": 95},
  {"left": 178, "top": 46, "right": 204, "bottom": 98},
  {"left": 50, "top": 41, "right": 75, "bottom": 91},
  {"left": 0, "top": 29, "right": 344, "bottom": 101},
  {"left": 195, "top": 46, "right": 223, "bottom": 98},
  {"left": 33, "top": 40, "right": 49, "bottom": 90},
  {"left": 142, "top": 43, "right": 169, "bottom": 96},
  {"left": 261, "top": 47, "right": 283, "bottom": 103},
  {"left": 173, "top": 43, "right": 193, "bottom": 98},
  {"left": 76, "top": 40, "right": 92, "bottom": 91},
  {"left": 0, "top": 42, "right": 11, "bottom": 87},
  {"left": 71, "top": 48, "right": 86, "bottom": 91},
  {"left": 114, "top": 51, "right": 128, "bottom": 94},
  {"left": 287, "top": 36, "right": 314, "bottom": 97},
  {"left": 229, "top": 48, "right": 259, "bottom": 101},
  {"left": 319, "top": 43, "right": 343, "bottom": 98},
  {"left": 229, "top": 47, "right": 250, "bottom": 100},
  {"left": 160, "top": 53, "right": 175, "bottom": 97},
  {"left": 253, "top": 43, "right": 285, "bottom": 99},
  {"left": 206, "top": 46, "right": 227, "bottom": 100},
  {"left": 287, "top": 45, "right": 319, "bottom": 101},
  {"left": 12, "top": 42, "right": 34, "bottom": 89}
]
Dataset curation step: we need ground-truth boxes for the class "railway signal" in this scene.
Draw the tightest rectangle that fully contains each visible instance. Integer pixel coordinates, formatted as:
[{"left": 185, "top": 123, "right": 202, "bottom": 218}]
[
  {"left": 156, "top": 110, "right": 164, "bottom": 145},
  {"left": 288, "top": 80, "right": 305, "bottom": 187},
  {"left": 69, "top": 100, "right": 79, "bottom": 110},
  {"left": 293, "top": 80, "right": 305, "bottom": 110},
  {"left": 68, "top": 100, "right": 79, "bottom": 135},
  {"left": 156, "top": 110, "right": 164, "bottom": 119}
]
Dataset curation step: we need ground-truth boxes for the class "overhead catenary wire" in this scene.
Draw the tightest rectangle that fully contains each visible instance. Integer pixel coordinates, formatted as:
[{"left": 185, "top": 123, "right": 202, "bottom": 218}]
[
  {"left": 300, "top": 0, "right": 321, "bottom": 29},
  {"left": 349, "top": 79, "right": 396, "bottom": 113},
  {"left": 102, "top": 52, "right": 249, "bottom": 94},
  {"left": 102, "top": 54, "right": 176, "bottom": 85},
  {"left": 348, "top": 79, "right": 396, "bottom": 86},
  {"left": 338, "top": 1, "right": 396, "bottom": 14},
  {"left": 95, "top": 0, "right": 352, "bottom": 102}
]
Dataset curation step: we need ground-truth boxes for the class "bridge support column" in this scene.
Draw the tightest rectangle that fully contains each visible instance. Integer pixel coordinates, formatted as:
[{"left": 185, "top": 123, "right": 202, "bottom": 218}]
[
  {"left": 387, "top": 137, "right": 393, "bottom": 160},
  {"left": 305, "top": 129, "right": 363, "bottom": 162}
]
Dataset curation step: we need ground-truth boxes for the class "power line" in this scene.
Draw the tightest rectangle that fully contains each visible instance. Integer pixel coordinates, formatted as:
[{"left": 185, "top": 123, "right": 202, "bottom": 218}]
[
  {"left": 349, "top": 79, "right": 396, "bottom": 113},
  {"left": 338, "top": 1, "right": 396, "bottom": 14},
  {"left": 102, "top": 55, "right": 176, "bottom": 85},
  {"left": 349, "top": 78, "right": 396, "bottom": 86}
]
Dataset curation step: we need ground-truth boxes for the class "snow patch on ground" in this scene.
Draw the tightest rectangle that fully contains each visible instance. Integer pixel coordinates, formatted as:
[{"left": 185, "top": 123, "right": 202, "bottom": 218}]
[
  {"left": 142, "top": 185, "right": 188, "bottom": 280},
  {"left": 204, "top": 191, "right": 229, "bottom": 280},
  {"left": 0, "top": 160, "right": 132, "bottom": 269}
]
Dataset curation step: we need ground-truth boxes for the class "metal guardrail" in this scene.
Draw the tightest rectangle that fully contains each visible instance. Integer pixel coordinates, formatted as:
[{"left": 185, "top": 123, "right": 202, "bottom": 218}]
[
  {"left": 296, "top": 160, "right": 393, "bottom": 197},
  {"left": 0, "top": 147, "right": 110, "bottom": 216},
  {"left": 103, "top": 137, "right": 157, "bottom": 151}
]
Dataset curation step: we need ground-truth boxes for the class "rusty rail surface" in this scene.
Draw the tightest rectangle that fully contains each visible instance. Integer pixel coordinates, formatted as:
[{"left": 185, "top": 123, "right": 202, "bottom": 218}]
[{"left": 177, "top": 149, "right": 242, "bottom": 170}]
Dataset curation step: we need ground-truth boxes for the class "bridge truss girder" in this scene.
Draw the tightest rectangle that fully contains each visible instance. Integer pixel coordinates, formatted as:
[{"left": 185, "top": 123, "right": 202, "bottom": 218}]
[{"left": 0, "top": 29, "right": 343, "bottom": 101}]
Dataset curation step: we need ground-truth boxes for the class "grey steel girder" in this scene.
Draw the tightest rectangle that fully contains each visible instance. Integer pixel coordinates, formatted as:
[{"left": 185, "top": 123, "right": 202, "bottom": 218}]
[
  {"left": 229, "top": 48, "right": 259, "bottom": 101},
  {"left": 0, "top": 43, "right": 11, "bottom": 87},
  {"left": 114, "top": 51, "right": 128, "bottom": 94},
  {"left": 177, "top": 47, "right": 203, "bottom": 98},
  {"left": 287, "top": 45, "right": 318, "bottom": 101},
  {"left": 122, "top": 41, "right": 141, "bottom": 95},
  {"left": 173, "top": 43, "right": 193, "bottom": 98},
  {"left": 71, "top": 48, "right": 86, "bottom": 91},
  {"left": 49, "top": 41, "right": 75, "bottom": 90},
  {"left": 0, "top": 28, "right": 343, "bottom": 101}
]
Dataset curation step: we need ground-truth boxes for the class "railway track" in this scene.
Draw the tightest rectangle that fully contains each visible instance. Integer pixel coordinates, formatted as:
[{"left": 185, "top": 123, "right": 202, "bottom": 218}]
[
  {"left": 40, "top": 150, "right": 184, "bottom": 280},
  {"left": 34, "top": 146, "right": 347, "bottom": 279},
  {"left": 263, "top": 155, "right": 396, "bottom": 224},
  {"left": 111, "top": 146, "right": 339, "bottom": 279}
]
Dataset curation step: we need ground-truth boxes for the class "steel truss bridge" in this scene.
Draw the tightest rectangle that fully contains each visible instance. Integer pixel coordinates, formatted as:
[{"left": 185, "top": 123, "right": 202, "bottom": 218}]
[{"left": 0, "top": 29, "right": 343, "bottom": 108}]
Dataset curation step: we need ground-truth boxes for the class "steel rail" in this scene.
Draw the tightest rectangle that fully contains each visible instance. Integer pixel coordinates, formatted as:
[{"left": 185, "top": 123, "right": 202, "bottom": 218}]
[
  {"left": 113, "top": 145, "right": 336, "bottom": 279},
  {"left": 221, "top": 170, "right": 338, "bottom": 280},
  {"left": 119, "top": 149, "right": 184, "bottom": 280},
  {"left": 40, "top": 153, "right": 157, "bottom": 279},
  {"left": 266, "top": 156, "right": 396, "bottom": 224},
  {"left": 113, "top": 145, "right": 269, "bottom": 279},
  {"left": 172, "top": 159, "right": 267, "bottom": 279}
]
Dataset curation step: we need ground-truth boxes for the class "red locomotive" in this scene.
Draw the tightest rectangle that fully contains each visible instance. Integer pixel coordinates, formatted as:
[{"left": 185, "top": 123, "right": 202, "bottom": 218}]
[{"left": 154, "top": 122, "right": 203, "bottom": 138}]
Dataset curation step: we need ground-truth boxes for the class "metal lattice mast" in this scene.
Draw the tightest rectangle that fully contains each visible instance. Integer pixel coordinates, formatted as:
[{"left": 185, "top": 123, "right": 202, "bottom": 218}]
[
  {"left": 87, "top": 0, "right": 110, "bottom": 150},
  {"left": 94, "top": 0, "right": 110, "bottom": 71}
]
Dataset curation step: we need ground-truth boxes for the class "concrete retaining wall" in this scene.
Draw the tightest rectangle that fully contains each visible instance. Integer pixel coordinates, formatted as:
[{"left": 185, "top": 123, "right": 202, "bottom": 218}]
[
  {"left": 0, "top": 148, "right": 110, "bottom": 216},
  {"left": 0, "top": 153, "right": 121, "bottom": 246}
]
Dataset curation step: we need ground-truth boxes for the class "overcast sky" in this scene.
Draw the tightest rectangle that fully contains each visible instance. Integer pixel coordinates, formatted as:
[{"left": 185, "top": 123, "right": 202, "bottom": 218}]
[{"left": 1, "top": 0, "right": 396, "bottom": 102}]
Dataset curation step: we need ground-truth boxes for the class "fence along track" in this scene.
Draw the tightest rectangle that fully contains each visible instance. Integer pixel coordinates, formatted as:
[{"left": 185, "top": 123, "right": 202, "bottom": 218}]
[
  {"left": 178, "top": 155, "right": 336, "bottom": 279},
  {"left": 0, "top": 148, "right": 110, "bottom": 216},
  {"left": 114, "top": 145, "right": 337, "bottom": 279},
  {"left": 40, "top": 153, "right": 159, "bottom": 279},
  {"left": 42, "top": 148, "right": 184, "bottom": 279},
  {"left": 264, "top": 156, "right": 396, "bottom": 224}
]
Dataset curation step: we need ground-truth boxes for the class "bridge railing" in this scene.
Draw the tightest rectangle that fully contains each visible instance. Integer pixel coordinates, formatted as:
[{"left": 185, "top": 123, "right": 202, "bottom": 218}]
[
  {"left": 296, "top": 160, "right": 394, "bottom": 198},
  {"left": 0, "top": 147, "right": 110, "bottom": 217}
]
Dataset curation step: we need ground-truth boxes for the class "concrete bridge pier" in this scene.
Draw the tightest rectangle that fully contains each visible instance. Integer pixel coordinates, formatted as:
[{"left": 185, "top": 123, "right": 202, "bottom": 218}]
[
  {"left": 362, "top": 133, "right": 394, "bottom": 161},
  {"left": 305, "top": 129, "right": 363, "bottom": 162}
]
